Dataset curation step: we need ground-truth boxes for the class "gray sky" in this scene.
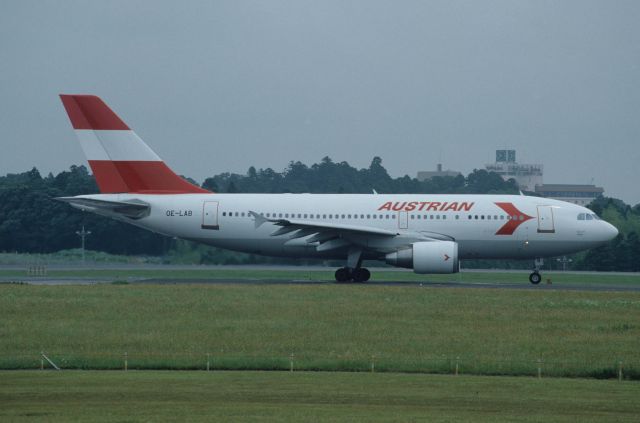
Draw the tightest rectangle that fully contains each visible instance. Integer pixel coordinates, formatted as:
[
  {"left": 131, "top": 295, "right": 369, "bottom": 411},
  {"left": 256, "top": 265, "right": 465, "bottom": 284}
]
[{"left": 1, "top": 0, "right": 639, "bottom": 204}]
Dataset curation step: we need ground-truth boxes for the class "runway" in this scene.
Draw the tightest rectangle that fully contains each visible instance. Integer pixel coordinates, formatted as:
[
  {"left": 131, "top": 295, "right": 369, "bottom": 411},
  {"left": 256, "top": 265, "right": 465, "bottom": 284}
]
[{"left": 4, "top": 276, "right": 640, "bottom": 292}]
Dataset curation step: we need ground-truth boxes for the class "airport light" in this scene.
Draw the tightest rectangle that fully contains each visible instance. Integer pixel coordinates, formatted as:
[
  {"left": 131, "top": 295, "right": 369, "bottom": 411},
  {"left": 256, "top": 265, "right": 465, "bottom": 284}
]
[
  {"left": 76, "top": 226, "right": 91, "bottom": 264},
  {"left": 556, "top": 256, "right": 573, "bottom": 271}
]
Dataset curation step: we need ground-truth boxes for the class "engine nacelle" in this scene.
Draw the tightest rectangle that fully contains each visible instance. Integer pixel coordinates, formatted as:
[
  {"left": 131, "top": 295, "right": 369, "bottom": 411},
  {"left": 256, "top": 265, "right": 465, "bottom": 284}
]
[{"left": 385, "top": 241, "right": 459, "bottom": 274}]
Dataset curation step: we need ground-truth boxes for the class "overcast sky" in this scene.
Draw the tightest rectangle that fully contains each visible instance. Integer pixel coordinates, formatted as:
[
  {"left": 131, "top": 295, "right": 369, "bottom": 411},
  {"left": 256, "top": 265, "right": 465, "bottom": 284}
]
[{"left": 1, "top": 1, "right": 639, "bottom": 203}]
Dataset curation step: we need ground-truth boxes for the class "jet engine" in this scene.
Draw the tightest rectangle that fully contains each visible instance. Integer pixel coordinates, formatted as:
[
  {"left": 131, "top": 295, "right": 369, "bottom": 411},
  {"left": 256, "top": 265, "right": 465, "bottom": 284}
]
[{"left": 385, "top": 241, "right": 459, "bottom": 274}]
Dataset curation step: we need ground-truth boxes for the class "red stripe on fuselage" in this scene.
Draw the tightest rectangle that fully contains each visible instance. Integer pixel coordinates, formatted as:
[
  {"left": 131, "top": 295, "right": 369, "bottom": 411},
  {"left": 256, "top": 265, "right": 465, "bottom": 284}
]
[
  {"left": 494, "top": 202, "right": 534, "bottom": 235},
  {"left": 88, "top": 160, "right": 209, "bottom": 194},
  {"left": 60, "top": 95, "right": 130, "bottom": 130}
]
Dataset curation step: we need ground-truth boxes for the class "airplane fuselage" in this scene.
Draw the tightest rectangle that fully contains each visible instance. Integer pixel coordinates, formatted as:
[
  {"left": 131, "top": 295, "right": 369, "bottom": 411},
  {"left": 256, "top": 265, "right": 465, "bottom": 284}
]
[{"left": 83, "top": 192, "right": 616, "bottom": 261}]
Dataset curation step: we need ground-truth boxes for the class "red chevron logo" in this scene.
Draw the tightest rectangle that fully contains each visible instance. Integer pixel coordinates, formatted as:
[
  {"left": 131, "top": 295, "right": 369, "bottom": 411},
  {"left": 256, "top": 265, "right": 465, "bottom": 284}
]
[
  {"left": 444, "top": 254, "right": 450, "bottom": 261},
  {"left": 494, "top": 202, "right": 534, "bottom": 235}
]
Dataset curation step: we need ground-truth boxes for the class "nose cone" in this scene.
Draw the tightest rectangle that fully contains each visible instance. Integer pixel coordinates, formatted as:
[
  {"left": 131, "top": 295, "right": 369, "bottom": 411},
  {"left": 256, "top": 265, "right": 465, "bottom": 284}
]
[{"left": 601, "top": 222, "right": 619, "bottom": 242}]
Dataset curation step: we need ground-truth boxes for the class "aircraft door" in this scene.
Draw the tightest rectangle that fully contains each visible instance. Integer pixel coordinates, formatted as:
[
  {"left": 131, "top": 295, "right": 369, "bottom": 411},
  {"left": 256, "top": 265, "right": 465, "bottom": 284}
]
[
  {"left": 537, "top": 206, "right": 555, "bottom": 233},
  {"left": 202, "top": 201, "right": 219, "bottom": 230},
  {"left": 398, "top": 211, "right": 408, "bottom": 229}
]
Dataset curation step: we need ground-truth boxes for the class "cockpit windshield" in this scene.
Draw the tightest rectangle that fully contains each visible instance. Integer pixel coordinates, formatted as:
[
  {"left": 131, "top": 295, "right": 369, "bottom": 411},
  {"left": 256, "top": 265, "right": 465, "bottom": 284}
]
[{"left": 578, "top": 213, "right": 601, "bottom": 221}]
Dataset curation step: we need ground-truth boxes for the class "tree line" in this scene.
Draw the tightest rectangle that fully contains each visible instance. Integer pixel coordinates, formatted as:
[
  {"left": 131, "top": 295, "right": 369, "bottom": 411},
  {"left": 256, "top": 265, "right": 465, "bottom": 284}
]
[{"left": 0, "top": 157, "right": 638, "bottom": 271}]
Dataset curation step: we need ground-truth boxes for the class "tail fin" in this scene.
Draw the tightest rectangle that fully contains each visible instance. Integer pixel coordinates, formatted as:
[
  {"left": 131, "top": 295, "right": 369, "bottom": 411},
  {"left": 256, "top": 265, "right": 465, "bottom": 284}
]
[{"left": 59, "top": 95, "right": 209, "bottom": 194}]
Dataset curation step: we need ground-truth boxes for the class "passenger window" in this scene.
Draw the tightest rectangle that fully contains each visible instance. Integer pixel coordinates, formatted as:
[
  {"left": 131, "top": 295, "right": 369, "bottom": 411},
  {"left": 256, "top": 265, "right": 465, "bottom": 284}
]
[
  {"left": 436, "top": 215, "right": 441, "bottom": 220},
  {"left": 443, "top": 215, "right": 447, "bottom": 220},
  {"left": 367, "top": 214, "right": 371, "bottom": 219}
]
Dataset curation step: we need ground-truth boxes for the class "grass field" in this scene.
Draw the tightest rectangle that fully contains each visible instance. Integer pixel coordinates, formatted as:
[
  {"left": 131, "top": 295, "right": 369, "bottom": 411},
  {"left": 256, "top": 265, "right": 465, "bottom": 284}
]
[
  {"left": 2, "top": 371, "right": 639, "bottom": 422},
  {"left": 1, "top": 283, "right": 639, "bottom": 378},
  {"left": 2, "top": 267, "right": 640, "bottom": 286}
]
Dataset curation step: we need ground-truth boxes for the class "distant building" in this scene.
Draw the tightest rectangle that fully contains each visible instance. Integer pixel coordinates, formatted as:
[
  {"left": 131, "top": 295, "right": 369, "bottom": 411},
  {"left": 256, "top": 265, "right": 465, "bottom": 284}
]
[
  {"left": 535, "top": 184, "right": 604, "bottom": 206},
  {"left": 485, "top": 150, "right": 543, "bottom": 191},
  {"left": 417, "top": 164, "right": 462, "bottom": 181}
]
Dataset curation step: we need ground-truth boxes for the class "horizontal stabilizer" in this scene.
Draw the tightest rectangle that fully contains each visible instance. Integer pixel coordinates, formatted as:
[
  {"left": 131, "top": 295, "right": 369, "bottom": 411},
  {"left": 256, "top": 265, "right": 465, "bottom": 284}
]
[{"left": 56, "top": 197, "right": 150, "bottom": 219}]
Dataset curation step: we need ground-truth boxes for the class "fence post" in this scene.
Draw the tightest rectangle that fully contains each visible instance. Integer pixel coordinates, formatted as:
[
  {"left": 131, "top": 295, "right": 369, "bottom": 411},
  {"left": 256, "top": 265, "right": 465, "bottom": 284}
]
[
  {"left": 290, "top": 353, "right": 294, "bottom": 372},
  {"left": 124, "top": 352, "right": 128, "bottom": 371},
  {"left": 455, "top": 356, "right": 459, "bottom": 376},
  {"left": 40, "top": 355, "right": 44, "bottom": 370},
  {"left": 206, "top": 353, "right": 210, "bottom": 371},
  {"left": 537, "top": 358, "right": 542, "bottom": 379},
  {"left": 371, "top": 355, "right": 375, "bottom": 373},
  {"left": 618, "top": 361, "right": 623, "bottom": 381}
]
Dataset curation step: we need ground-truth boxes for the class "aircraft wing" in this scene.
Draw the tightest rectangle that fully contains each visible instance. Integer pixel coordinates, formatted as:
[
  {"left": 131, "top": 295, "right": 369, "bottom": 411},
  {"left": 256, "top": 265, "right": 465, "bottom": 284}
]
[
  {"left": 249, "top": 211, "right": 434, "bottom": 253},
  {"left": 56, "top": 197, "right": 150, "bottom": 220}
]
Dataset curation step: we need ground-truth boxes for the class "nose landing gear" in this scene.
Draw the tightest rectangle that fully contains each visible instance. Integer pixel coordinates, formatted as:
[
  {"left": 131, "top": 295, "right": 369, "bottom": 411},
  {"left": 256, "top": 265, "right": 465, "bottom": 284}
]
[
  {"left": 529, "top": 271, "right": 542, "bottom": 285},
  {"left": 529, "top": 258, "right": 544, "bottom": 285}
]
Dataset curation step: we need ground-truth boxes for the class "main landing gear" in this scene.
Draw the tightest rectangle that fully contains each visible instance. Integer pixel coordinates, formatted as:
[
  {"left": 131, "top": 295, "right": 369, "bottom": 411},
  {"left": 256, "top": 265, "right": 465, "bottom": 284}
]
[
  {"left": 529, "top": 258, "right": 544, "bottom": 285},
  {"left": 334, "top": 247, "right": 371, "bottom": 283},
  {"left": 335, "top": 267, "right": 371, "bottom": 283}
]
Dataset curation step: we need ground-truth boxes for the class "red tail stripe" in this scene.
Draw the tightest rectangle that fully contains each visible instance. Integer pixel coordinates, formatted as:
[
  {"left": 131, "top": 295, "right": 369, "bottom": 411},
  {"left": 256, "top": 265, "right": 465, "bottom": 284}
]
[
  {"left": 88, "top": 161, "right": 130, "bottom": 193},
  {"left": 88, "top": 161, "right": 209, "bottom": 194},
  {"left": 60, "top": 95, "right": 130, "bottom": 130}
]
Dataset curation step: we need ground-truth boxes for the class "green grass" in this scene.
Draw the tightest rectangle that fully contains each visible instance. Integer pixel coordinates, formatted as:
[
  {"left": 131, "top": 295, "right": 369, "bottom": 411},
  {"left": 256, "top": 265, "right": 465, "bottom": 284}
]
[
  {"left": 1, "top": 371, "right": 639, "bottom": 422},
  {"left": 2, "top": 267, "right": 640, "bottom": 286},
  {"left": 1, "top": 284, "right": 639, "bottom": 378}
]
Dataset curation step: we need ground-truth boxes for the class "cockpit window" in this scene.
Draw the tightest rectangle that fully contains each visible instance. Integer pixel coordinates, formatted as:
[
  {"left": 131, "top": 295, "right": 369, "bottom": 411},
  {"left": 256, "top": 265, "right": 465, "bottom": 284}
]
[{"left": 578, "top": 213, "right": 602, "bottom": 221}]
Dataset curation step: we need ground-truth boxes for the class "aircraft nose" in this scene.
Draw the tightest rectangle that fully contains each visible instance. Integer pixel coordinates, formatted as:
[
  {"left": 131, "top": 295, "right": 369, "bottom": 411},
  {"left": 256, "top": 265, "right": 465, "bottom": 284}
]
[{"left": 602, "top": 222, "right": 619, "bottom": 241}]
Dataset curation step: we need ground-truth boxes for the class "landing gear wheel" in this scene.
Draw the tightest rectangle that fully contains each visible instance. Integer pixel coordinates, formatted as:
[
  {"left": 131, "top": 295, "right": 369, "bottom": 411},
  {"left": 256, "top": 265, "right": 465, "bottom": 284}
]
[
  {"left": 352, "top": 268, "right": 371, "bottom": 283},
  {"left": 335, "top": 267, "right": 351, "bottom": 283},
  {"left": 529, "top": 272, "right": 542, "bottom": 285}
]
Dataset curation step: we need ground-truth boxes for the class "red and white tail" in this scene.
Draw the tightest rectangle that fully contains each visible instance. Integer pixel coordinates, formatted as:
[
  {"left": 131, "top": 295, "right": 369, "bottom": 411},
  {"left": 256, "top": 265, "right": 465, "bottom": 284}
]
[{"left": 59, "top": 94, "right": 209, "bottom": 194}]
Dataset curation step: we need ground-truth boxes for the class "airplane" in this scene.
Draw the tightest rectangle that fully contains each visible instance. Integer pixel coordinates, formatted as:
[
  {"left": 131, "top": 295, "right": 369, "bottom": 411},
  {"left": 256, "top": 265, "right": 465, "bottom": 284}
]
[{"left": 57, "top": 94, "right": 619, "bottom": 284}]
